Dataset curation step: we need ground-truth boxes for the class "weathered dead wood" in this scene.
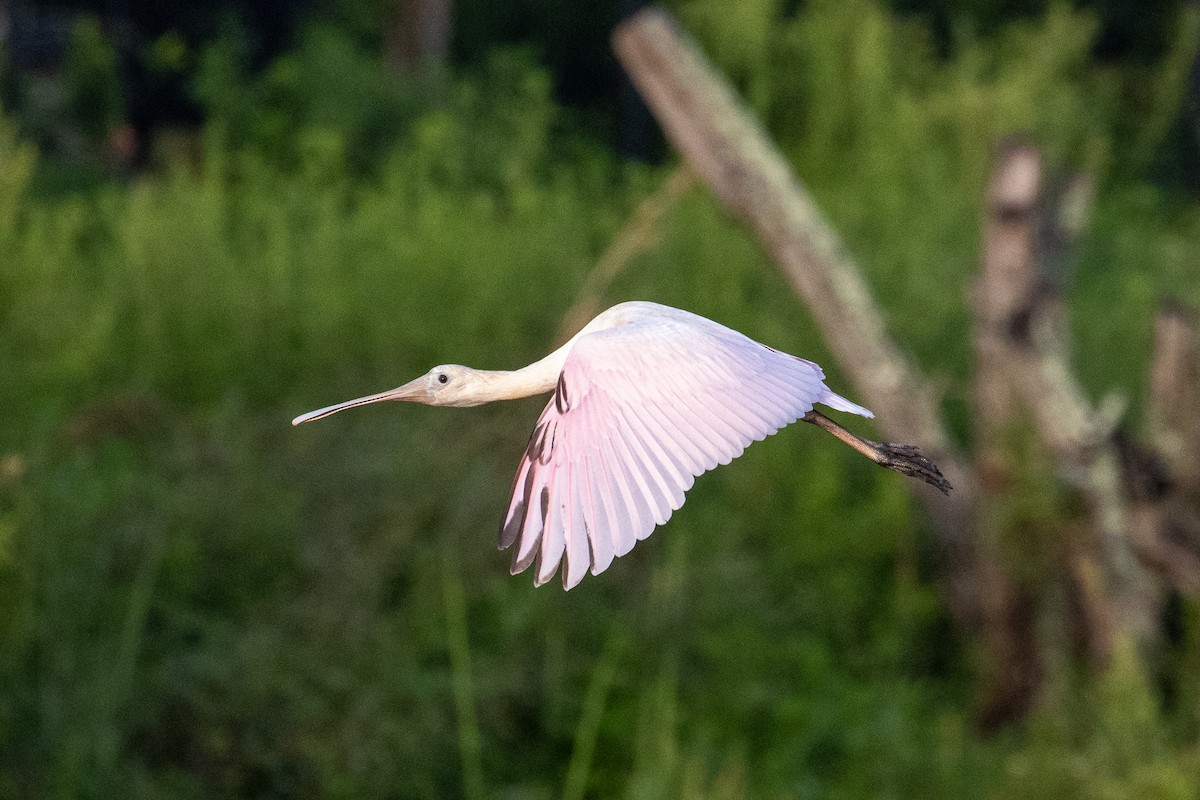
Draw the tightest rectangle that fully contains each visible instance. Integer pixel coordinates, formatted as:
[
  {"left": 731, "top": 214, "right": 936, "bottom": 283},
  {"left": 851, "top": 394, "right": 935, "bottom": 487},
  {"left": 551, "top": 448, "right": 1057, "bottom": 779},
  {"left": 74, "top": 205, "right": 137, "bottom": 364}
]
[
  {"left": 1062, "top": 527, "right": 1116, "bottom": 669},
  {"left": 1126, "top": 306, "right": 1200, "bottom": 594},
  {"left": 1155, "top": 506, "right": 1200, "bottom": 590},
  {"left": 973, "top": 141, "right": 1043, "bottom": 489},
  {"left": 611, "top": 9, "right": 996, "bottom": 625},
  {"left": 1149, "top": 304, "right": 1200, "bottom": 493},
  {"left": 1119, "top": 432, "right": 1200, "bottom": 594},
  {"left": 975, "top": 143, "right": 1159, "bottom": 650},
  {"left": 1015, "top": 315, "right": 1157, "bottom": 644},
  {"left": 967, "top": 142, "right": 1056, "bottom": 704}
]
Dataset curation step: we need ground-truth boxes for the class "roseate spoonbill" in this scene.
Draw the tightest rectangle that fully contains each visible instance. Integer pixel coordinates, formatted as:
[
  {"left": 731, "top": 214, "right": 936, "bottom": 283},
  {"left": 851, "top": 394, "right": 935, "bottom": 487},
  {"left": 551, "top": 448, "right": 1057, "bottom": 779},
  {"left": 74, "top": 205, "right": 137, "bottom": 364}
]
[{"left": 293, "top": 301, "right": 949, "bottom": 589}]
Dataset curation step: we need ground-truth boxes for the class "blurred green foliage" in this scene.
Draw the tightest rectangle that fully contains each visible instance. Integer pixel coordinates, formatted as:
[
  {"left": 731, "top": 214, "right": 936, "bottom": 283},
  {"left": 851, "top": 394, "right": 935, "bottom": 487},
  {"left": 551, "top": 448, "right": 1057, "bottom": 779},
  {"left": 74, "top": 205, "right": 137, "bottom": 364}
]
[
  {"left": 62, "top": 15, "right": 125, "bottom": 144},
  {"left": 1, "top": 2, "right": 1200, "bottom": 798},
  {"left": 2, "top": 13, "right": 124, "bottom": 177}
]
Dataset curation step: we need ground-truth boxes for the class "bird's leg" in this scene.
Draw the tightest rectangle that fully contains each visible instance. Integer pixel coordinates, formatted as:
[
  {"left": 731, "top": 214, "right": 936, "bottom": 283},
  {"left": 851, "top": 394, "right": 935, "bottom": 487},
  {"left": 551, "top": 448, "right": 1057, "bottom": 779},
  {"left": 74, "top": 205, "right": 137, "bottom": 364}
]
[{"left": 801, "top": 410, "right": 952, "bottom": 495}]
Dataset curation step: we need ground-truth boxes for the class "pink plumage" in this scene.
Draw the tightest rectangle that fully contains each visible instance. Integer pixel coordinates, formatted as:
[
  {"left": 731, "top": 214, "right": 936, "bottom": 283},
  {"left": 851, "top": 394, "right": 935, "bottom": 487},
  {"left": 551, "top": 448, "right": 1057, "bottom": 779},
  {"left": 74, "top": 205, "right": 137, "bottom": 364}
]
[
  {"left": 498, "top": 302, "right": 871, "bottom": 589},
  {"left": 293, "top": 301, "right": 873, "bottom": 590}
]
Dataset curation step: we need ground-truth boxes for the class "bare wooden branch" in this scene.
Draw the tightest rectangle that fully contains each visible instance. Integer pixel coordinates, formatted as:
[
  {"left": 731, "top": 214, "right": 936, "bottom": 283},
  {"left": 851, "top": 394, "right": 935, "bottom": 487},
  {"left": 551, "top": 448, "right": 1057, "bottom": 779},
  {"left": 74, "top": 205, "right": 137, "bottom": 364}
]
[
  {"left": 973, "top": 145, "right": 1156, "bottom": 644},
  {"left": 1063, "top": 530, "right": 1116, "bottom": 669},
  {"left": 1157, "top": 506, "right": 1200, "bottom": 590},
  {"left": 1126, "top": 304, "right": 1200, "bottom": 597},
  {"left": 1148, "top": 303, "right": 1200, "bottom": 492},
  {"left": 967, "top": 143, "right": 1059, "bottom": 703},
  {"left": 973, "top": 141, "right": 1042, "bottom": 487},
  {"left": 1128, "top": 506, "right": 1200, "bottom": 595}
]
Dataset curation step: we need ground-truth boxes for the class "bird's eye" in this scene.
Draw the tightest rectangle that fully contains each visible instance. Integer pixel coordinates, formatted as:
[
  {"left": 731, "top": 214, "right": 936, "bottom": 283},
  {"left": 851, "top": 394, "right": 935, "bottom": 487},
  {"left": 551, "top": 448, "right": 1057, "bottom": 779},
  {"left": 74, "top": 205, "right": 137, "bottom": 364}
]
[{"left": 437, "top": 373, "right": 449, "bottom": 384}]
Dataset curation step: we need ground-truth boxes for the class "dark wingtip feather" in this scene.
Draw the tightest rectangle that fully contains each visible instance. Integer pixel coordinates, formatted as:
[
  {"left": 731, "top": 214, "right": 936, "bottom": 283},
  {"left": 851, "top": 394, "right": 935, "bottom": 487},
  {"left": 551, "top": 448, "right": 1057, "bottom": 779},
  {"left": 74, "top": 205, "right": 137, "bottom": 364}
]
[
  {"left": 510, "top": 541, "right": 539, "bottom": 575},
  {"left": 499, "top": 501, "right": 524, "bottom": 550}
]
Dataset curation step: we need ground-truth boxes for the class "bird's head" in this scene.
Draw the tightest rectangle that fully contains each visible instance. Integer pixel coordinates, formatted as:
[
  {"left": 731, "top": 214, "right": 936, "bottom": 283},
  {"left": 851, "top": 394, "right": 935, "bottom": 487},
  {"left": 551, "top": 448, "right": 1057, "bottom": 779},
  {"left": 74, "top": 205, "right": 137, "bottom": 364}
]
[
  {"left": 291, "top": 364, "right": 488, "bottom": 425},
  {"left": 415, "top": 364, "right": 484, "bottom": 407}
]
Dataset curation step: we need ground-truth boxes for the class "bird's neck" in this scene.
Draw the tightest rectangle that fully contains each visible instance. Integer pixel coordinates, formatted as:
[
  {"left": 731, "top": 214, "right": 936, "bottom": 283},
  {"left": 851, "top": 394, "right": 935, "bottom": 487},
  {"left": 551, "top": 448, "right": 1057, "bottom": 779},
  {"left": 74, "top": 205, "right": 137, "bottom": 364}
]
[{"left": 459, "top": 344, "right": 572, "bottom": 406}]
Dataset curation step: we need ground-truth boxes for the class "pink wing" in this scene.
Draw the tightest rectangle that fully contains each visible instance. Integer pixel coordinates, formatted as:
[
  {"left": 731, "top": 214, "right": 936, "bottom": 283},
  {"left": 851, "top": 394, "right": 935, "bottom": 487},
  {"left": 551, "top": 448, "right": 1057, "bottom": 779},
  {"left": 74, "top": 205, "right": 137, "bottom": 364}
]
[{"left": 499, "top": 310, "right": 872, "bottom": 590}]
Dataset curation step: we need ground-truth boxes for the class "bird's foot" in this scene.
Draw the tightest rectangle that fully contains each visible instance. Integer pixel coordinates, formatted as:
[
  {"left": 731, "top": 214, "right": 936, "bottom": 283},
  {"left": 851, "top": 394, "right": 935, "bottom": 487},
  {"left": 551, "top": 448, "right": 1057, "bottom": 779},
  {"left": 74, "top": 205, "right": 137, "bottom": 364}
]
[
  {"left": 801, "top": 411, "right": 952, "bottom": 495},
  {"left": 873, "top": 442, "right": 952, "bottom": 495}
]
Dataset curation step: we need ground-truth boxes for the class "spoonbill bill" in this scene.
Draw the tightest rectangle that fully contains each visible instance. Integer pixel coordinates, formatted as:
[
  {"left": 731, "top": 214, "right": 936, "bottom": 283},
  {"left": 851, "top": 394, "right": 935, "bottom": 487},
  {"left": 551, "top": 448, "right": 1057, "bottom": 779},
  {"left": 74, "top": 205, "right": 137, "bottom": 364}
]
[{"left": 293, "top": 301, "right": 949, "bottom": 589}]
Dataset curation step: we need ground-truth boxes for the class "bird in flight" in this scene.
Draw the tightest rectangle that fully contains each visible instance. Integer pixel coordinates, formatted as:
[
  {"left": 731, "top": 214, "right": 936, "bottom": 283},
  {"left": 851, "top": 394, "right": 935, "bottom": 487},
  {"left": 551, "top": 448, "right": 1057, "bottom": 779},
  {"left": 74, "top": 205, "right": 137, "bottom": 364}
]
[{"left": 293, "top": 301, "right": 949, "bottom": 589}]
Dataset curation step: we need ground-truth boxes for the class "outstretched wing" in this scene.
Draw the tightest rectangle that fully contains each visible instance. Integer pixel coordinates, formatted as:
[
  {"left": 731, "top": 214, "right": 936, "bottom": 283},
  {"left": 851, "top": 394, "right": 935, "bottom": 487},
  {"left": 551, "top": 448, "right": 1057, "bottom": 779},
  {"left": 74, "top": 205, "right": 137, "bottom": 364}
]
[{"left": 499, "top": 310, "right": 871, "bottom": 590}]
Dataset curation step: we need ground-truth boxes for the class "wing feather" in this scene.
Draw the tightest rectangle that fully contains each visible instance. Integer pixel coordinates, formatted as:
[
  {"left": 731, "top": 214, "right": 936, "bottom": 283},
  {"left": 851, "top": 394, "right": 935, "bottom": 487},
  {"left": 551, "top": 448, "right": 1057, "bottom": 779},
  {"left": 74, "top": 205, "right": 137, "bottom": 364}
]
[
  {"left": 499, "top": 304, "right": 872, "bottom": 589},
  {"left": 575, "top": 395, "right": 621, "bottom": 570},
  {"left": 642, "top": 397, "right": 717, "bottom": 473},
  {"left": 610, "top": 421, "right": 665, "bottom": 527},
  {"left": 578, "top": 453, "right": 614, "bottom": 576},
  {"left": 590, "top": 463, "right": 620, "bottom": 562},
  {"left": 603, "top": 434, "right": 643, "bottom": 556},
  {"left": 617, "top": 403, "right": 687, "bottom": 511},
  {"left": 535, "top": 465, "right": 565, "bottom": 587},
  {"left": 564, "top": 462, "right": 592, "bottom": 589}
]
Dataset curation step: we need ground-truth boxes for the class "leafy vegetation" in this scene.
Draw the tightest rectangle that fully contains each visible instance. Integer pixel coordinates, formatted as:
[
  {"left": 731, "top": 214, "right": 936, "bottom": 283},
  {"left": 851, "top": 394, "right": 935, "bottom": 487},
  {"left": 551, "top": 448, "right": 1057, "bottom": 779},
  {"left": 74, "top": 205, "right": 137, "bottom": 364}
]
[{"left": 1, "top": 2, "right": 1199, "bottom": 798}]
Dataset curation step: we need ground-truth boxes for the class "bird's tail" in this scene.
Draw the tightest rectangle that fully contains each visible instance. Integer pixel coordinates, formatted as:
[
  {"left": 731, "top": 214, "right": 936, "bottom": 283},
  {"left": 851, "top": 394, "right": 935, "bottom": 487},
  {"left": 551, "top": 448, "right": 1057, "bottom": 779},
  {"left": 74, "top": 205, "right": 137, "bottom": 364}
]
[{"left": 818, "top": 387, "right": 874, "bottom": 419}]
